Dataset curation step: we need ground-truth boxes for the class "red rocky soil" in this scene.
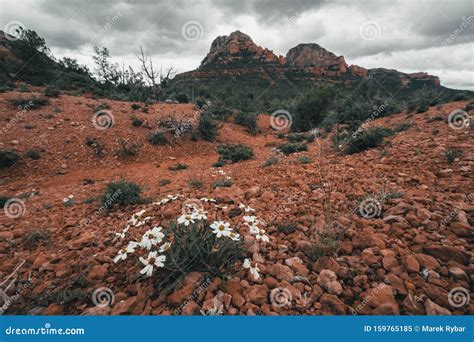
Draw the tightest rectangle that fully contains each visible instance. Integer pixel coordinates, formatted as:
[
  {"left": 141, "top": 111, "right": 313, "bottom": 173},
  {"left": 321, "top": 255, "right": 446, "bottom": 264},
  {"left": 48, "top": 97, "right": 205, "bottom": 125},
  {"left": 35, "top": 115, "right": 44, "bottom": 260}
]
[{"left": 0, "top": 90, "right": 472, "bottom": 315}]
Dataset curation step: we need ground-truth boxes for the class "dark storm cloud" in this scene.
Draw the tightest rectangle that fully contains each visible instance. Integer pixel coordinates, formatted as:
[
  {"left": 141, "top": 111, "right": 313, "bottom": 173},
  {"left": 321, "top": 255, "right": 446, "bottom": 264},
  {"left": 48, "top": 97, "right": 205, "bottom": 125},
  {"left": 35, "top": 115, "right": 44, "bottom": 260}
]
[{"left": 1, "top": 0, "right": 472, "bottom": 89}]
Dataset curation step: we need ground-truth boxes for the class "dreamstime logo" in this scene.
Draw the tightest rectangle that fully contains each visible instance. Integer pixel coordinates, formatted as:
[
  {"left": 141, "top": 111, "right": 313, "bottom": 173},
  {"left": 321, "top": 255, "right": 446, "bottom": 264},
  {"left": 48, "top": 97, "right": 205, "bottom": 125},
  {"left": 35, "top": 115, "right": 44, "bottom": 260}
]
[
  {"left": 3, "top": 21, "right": 23, "bottom": 41},
  {"left": 92, "top": 110, "right": 114, "bottom": 130},
  {"left": 360, "top": 21, "right": 382, "bottom": 41},
  {"left": 358, "top": 197, "right": 382, "bottom": 219},
  {"left": 447, "top": 109, "right": 470, "bottom": 130},
  {"left": 448, "top": 287, "right": 470, "bottom": 308},
  {"left": 3, "top": 198, "right": 26, "bottom": 219},
  {"left": 181, "top": 198, "right": 204, "bottom": 216},
  {"left": 270, "top": 287, "right": 292, "bottom": 308},
  {"left": 92, "top": 287, "right": 114, "bottom": 308},
  {"left": 181, "top": 21, "right": 204, "bottom": 41},
  {"left": 270, "top": 110, "right": 292, "bottom": 130}
]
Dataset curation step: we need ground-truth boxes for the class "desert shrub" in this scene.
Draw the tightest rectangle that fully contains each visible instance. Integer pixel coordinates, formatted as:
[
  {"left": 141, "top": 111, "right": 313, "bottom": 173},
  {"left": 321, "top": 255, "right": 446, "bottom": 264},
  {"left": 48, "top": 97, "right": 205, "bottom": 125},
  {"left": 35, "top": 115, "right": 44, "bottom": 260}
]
[
  {"left": 159, "top": 220, "right": 244, "bottom": 287},
  {"left": 298, "top": 156, "right": 312, "bottom": 164},
  {"left": 101, "top": 180, "right": 143, "bottom": 208},
  {"left": 44, "top": 86, "right": 60, "bottom": 97},
  {"left": 445, "top": 148, "right": 463, "bottom": 164},
  {"left": 394, "top": 122, "right": 412, "bottom": 132},
  {"left": 292, "top": 86, "right": 336, "bottom": 132},
  {"left": 0, "top": 196, "right": 11, "bottom": 207},
  {"left": 168, "top": 163, "right": 188, "bottom": 171},
  {"left": 331, "top": 131, "right": 350, "bottom": 149},
  {"left": 0, "top": 150, "right": 20, "bottom": 168},
  {"left": 116, "top": 139, "right": 141, "bottom": 157},
  {"left": 427, "top": 115, "right": 443, "bottom": 122},
  {"left": 195, "top": 97, "right": 207, "bottom": 108},
  {"left": 304, "top": 229, "right": 342, "bottom": 261},
  {"left": 93, "top": 102, "right": 110, "bottom": 112},
  {"left": 149, "top": 131, "right": 167, "bottom": 145},
  {"left": 263, "top": 155, "right": 279, "bottom": 167},
  {"left": 286, "top": 133, "right": 315, "bottom": 143},
  {"left": 85, "top": 137, "right": 105, "bottom": 157},
  {"left": 416, "top": 103, "right": 429, "bottom": 113},
  {"left": 212, "top": 178, "right": 233, "bottom": 189},
  {"left": 344, "top": 127, "right": 393, "bottom": 155},
  {"left": 131, "top": 103, "right": 141, "bottom": 110},
  {"left": 159, "top": 179, "right": 172, "bottom": 186},
  {"left": 130, "top": 115, "right": 143, "bottom": 127},
  {"left": 217, "top": 144, "right": 253, "bottom": 163},
  {"left": 276, "top": 223, "right": 297, "bottom": 234},
  {"left": 176, "top": 93, "right": 189, "bottom": 103},
  {"left": 24, "top": 229, "right": 50, "bottom": 247},
  {"left": 235, "top": 111, "right": 258, "bottom": 134},
  {"left": 17, "top": 84, "right": 30, "bottom": 92},
  {"left": 198, "top": 115, "right": 218, "bottom": 141},
  {"left": 26, "top": 149, "right": 41, "bottom": 160},
  {"left": 9, "top": 97, "right": 50, "bottom": 109},
  {"left": 188, "top": 178, "right": 203, "bottom": 189},
  {"left": 212, "top": 161, "right": 225, "bottom": 167},
  {"left": 278, "top": 142, "right": 308, "bottom": 155}
]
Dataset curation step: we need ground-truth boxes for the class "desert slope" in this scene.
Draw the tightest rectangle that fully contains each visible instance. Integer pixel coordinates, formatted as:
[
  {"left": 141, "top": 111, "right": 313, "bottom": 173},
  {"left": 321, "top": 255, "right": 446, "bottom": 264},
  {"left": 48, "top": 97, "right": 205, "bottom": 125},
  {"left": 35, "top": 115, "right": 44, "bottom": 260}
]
[{"left": 0, "top": 91, "right": 472, "bottom": 315}]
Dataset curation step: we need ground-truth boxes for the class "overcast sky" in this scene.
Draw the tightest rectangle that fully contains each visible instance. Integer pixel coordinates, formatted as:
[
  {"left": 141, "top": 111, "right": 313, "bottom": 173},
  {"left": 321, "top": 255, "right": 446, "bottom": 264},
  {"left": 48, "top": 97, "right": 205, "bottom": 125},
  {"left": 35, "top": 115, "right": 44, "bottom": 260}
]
[{"left": 1, "top": 0, "right": 473, "bottom": 89}]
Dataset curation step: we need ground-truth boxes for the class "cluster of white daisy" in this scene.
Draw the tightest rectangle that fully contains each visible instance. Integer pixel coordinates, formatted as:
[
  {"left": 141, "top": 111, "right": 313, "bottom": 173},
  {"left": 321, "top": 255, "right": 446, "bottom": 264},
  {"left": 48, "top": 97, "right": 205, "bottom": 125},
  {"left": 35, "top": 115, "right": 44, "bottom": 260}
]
[
  {"left": 114, "top": 208, "right": 171, "bottom": 277},
  {"left": 113, "top": 197, "right": 269, "bottom": 279},
  {"left": 153, "top": 194, "right": 182, "bottom": 206},
  {"left": 243, "top": 214, "right": 269, "bottom": 242}
]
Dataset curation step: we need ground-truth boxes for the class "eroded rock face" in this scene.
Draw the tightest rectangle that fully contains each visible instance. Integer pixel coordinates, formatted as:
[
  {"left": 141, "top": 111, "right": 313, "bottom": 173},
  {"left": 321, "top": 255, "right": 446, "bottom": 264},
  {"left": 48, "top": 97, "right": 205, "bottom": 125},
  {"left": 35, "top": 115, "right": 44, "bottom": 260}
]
[
  {"left": 286, "top": 43, "right": 347, "bottom": 69},
  {"left": 201, "top": 31, "right": 281, "bottom": 67}
]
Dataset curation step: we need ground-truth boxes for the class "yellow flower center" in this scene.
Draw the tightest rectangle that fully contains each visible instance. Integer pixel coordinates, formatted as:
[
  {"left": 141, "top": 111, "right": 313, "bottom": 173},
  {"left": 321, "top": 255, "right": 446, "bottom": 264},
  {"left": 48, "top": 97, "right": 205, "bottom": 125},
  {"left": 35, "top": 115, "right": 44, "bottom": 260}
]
[{"left": 218, "top": 225, "right": 225, "bottom": 231}]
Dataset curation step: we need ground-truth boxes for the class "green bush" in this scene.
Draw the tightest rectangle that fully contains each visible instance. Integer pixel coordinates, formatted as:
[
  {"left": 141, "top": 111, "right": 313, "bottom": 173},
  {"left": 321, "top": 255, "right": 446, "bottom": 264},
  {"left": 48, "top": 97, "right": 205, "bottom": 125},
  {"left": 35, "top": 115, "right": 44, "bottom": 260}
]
[
  {"left": 394, "top": 122, "right": 412, "bottom": 132},
  {"left": 149, "top": 131, "right": 167, "bottom": 145},
  {"left": 212, "top": 178, "right": 233, "bottom": 189},
  {"left": 278, "top": 143, "right": 308, "bottom": 155},
  {"left": 168, "top": 163, "right": 188, "bottom": 171},
  {"left": 100, "top": 180, "right": 143, "bottom": 209},
  {"left": 217, "top": 144, "right": 253, "bottom": 163},
  {"left": 235, "top": 111, "right": 258, "bottom": 134},
  {"left": 198, "top": 115, "right": 218, "bottom": 141},
  {"left": 0, "top": 150, "right": 20, "bottom": 168},
  {"left": 9, "top": 97, "right": 50, "bottom": 110},
  {"left": 26, "top": 149, "right": 41, "bottom": 160},
  {"left": 116, "top": 139, "right": 141, "bottom": 157},
  {"left": 345, "top": 127, "right": 393, "bottom": 155},
  {"left": 286, "top": 133, "right": 315, "bottom": 143},
  {"left": 445, "top": 148, "right": 463, "bottom": 164},
  {"left": 0, "top": 196, "right": 11, "bottom": 207},
  {"left": 176, "top": 93, "right": 189, "bottom": 103},
  {"left": 292, "top": 86, "right": 336, "bottom": 132},
  {"left": 44, "top": 86, "right": 60, "bottom": 97},
  {"left": 298, "top": 156, "right": 312, "bottom": 164},
  {"left": 263, "top": 155, "right": 279, "bottom": 167},
  {"left": 131, "top": 103, "right": 141, "bottom": 110},
  {"left": 157, "top": 219, "right": 244, "bottom": 289},
  {"left": 188, "top": 178, "right": 203, "bottom": 189},
  {"left": 130, "top": 115, "right": 143, "bottom": 127}
]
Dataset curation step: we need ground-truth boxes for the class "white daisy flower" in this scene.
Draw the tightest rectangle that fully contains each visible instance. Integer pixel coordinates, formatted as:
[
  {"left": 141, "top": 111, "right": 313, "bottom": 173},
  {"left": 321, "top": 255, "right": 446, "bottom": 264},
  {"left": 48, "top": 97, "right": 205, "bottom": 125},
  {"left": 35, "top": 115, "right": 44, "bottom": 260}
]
[
  {"left": 126, "top": 241, "right": 139, "bottom": 253},
  {"left": 243, "top": 215, "right": 258, "bottom": 224},
  {"left": 114, "top": 249, "right": 128, "bottom": 263},
  {"left": 210, "top": 221, "right": 232, "bottom": 238},
  {"left": 192, "top": 209, "right": 207, "bottom": 220},
  {"left": 140, "top": 226, "right": 165, "bottom": 249},
  {"left": 228, "top": 231, "right": 240, "bottom": 241},
  {"left": 158, "top": 242, "right": 171, "bottom": 253},
  {"left": 239, "top": 204, "right": 255, "bottom": 212},
  {"left": 256, "top": 228, "right": 269, "bottom": 242},
  {"left": 248, "top": 224, "right": 260, "bottom": 235},
  {"left": 139, "top": 251, "right": 166, "bottom": 277},
  {"left": 177, "top": 213, "right": 196, "bottom": 226},
  {"left": 243, "top": 258, "right": 260, "bottom": 280}
]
